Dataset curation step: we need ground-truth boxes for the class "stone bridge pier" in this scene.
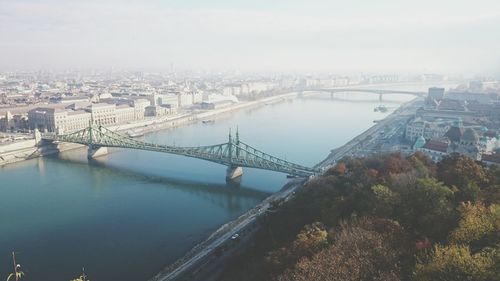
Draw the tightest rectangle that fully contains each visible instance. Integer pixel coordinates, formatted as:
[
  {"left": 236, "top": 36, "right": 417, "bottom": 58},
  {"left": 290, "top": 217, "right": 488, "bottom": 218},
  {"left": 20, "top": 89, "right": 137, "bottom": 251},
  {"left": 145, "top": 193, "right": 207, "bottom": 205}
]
[
  {"left": 226, "top": 166, "right": 243, "bottom": 182},
  {"left": 87, "top": 146, "right": 108, "bottom": 159}
]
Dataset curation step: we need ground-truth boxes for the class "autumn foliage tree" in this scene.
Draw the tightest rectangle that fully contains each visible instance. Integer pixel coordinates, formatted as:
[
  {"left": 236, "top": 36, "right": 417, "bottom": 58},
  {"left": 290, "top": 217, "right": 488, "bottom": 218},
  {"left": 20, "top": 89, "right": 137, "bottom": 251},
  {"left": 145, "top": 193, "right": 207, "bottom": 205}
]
[
  {"left": 415, "top": 244, "right": 498, "bottom": 281},
  {"left": 437, "top": 154, "right": 487, "bottom": 186},
  {"left": 278, "top": 218, "right": 407, "bottom": 281},
  {"left": 219, "top": 152, "right": 500, "bottom": 281},
  {"left": 450, "top": 202, "right": 500, "bottom": 250}
]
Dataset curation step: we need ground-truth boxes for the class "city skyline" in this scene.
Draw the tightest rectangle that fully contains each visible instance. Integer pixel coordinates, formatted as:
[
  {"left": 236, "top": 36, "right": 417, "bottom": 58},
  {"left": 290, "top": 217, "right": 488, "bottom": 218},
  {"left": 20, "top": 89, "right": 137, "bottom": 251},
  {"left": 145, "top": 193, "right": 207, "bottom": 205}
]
[{"left": 1, "top": 0, "right": 500, "bottom": 75}]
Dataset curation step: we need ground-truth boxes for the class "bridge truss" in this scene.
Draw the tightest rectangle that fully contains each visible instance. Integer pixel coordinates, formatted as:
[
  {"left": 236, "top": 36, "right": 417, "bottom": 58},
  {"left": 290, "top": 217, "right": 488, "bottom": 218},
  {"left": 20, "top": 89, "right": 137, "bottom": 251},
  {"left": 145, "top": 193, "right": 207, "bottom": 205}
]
[{"left": 43, "top": 125, "right": 318, "bottom": 178}]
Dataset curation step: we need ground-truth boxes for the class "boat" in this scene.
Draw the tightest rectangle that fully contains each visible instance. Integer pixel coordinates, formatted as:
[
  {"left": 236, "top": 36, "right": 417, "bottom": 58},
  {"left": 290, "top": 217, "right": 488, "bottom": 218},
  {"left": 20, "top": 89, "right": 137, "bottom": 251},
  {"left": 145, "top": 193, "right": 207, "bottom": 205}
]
[
  {"left": 127, "top": 130, "right": 144, "bottom": 138},
  {"left": 374, "top": 105, "right": 388, "bottom": 113},
  {"left": 202, "top": 119, "right": 215, "bottom": 124}
]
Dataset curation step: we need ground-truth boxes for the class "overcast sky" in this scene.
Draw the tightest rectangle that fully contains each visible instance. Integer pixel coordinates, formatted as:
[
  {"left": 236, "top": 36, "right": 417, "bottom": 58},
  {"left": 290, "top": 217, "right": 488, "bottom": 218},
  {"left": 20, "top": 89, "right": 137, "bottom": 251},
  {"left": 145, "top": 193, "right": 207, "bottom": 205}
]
[{"left": 1, "top": 0, "right": 500, "bottom": 74}]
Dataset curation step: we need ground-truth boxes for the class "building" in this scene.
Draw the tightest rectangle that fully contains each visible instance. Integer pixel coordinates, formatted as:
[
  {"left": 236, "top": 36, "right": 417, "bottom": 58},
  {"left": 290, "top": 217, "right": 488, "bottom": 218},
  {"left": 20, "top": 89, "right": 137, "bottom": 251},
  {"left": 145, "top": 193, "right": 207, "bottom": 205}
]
[
  {"left": 469, "top": 81, "right": 483, "bottom": 92},
  {"left": 428, "top": 87, "right": 445, "bottom": 100},
  {"left": 223, "top": 85, "right": 242, "bottom": 96},
  {"left": 28, "top": 107, "right": 66, "bottom": 133},
  {"left": 153, "top": 94, "right": 178, "bottom": 108},
  {"left": 419, "top": 140, "right": 449, "bottom": 162},
  {"left": 405, "top": 117, "right": 456, "bottom": 142},
  {"left": 0, "top": 111, "right": 28, "bottom": 132},
  {"left": 64, "top": 110, "right": 91, "bottom": 133},
  {"left": 200, "top": 100, "right": 234, "bottom": 110},
  {"left": 28, "top": 107, "right": 90, "bottom": 134},
  {"left": 413, "top": 136, "right": 426, "bottom": 150},
  {"left": 144, "top": 105, "right": 175, "bottom": 117},
  {"left": 446, "top": 91, "right": 491, "bottom": 103},
  {"left": 54, "top": 96, "right": 90, "bottom": 104},
  {"left": 451, "top": 128, "right": 481, "bottom": 160},
  {"left": 192, "top": 92, "right": 203, "bottom": 104},
  {"left": 415, "top": 124, "right": 498, "bottom": 163},
  {"left": 439, "top": 99, "right": 468, "bottom": 111},
  {"left": 482, "top": 153, "right": 500, "bottom": 166},
  {"left": 87, "top": 103, "right": 116, "bottom": 125},
  {"left": 178, "top": 93, "right": 194, "bottom": 108},
  {"left": 115, "top": 104, "right": 135, "bottom": 124},
  {"left": 132, "top": 99, "right": 150, "bottom": 120}
]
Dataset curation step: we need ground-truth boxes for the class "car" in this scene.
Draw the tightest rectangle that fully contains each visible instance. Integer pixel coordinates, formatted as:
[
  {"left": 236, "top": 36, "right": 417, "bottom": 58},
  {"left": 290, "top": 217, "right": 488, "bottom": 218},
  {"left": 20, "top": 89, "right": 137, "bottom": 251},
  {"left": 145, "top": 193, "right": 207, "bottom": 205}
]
[{"left": 231, "top": 233, "right": 240, "bottom": 240}]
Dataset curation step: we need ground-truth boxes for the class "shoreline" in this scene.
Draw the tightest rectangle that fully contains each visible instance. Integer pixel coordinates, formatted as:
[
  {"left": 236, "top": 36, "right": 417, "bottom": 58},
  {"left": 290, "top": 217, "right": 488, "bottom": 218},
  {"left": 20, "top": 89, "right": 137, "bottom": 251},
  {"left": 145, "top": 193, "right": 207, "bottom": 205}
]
[
  {"left": 1, "top": 83, "right": 427, "bottom": 280},
  {"left": 0, "top": 80, "right": 441, "bottom": 167},
  {"left": 0, "top": 92, "right": 297, "bottom": 167},
  {"left": 149, "top": 96, "right": 422, "bottom": 281},
  {"left": 317, "top": 96, "right": 422, "bottom": 167}
]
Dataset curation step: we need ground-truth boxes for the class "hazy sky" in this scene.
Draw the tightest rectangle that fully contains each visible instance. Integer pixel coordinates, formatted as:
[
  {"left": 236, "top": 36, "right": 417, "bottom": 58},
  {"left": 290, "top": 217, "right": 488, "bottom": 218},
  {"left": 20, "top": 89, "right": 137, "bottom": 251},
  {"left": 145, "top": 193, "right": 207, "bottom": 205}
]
[{"left": 1, "top": 0, "right": 500, "bottom": 74}]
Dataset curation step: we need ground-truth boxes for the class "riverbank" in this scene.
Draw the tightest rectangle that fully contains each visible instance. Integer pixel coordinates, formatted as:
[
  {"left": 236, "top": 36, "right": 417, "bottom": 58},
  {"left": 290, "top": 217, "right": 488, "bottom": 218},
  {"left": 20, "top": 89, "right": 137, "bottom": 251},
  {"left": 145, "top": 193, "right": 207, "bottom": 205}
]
[
  {"left": 0, "top": 92, "right": 296, "bottom": 167},
  {"left": 111, "top": 92, "right": 296, "bottom": 136},
  {"left": 150, "top": 97, "right": 423, "bottom": 281},
  {"left": 317, "top": 96, "right": 422, "bottom": 168},
  {"left": 0, "top": 82, "right": 453, "bottom": 281}
]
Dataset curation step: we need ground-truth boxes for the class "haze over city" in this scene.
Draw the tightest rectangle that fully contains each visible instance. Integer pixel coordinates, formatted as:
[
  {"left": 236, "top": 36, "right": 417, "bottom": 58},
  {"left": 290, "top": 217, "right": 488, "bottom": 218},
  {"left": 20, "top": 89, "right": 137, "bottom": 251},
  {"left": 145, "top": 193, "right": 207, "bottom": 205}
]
[
  {"left": 1, "top": 0, "right": 500, "bottom": 74},
  {"left": 2, "top": 1, "right": 500, "bottom": 281}
]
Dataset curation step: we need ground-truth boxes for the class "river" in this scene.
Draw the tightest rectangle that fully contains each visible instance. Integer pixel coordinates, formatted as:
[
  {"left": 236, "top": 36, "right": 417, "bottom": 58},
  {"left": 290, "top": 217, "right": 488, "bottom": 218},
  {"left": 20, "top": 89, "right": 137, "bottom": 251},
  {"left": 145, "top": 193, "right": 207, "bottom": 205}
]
[{"left": 0, "top": 84, "right": 452, "bottom": 280}]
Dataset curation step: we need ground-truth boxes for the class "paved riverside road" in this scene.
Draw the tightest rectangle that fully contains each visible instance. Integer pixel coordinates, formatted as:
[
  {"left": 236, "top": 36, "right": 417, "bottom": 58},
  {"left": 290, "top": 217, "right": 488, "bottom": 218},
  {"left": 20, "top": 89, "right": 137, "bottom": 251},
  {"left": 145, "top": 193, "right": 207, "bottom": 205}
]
[{"left": 150, "top": 178, "right": 305, "bottom": 281}]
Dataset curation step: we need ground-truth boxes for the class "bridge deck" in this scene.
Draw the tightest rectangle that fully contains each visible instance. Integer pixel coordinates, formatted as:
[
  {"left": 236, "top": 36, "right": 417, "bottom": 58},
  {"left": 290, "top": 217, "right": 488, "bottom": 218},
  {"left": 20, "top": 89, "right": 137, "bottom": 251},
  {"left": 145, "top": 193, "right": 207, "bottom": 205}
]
[{"left": 43, "top": 125, "right": 318, "bottom": 177}]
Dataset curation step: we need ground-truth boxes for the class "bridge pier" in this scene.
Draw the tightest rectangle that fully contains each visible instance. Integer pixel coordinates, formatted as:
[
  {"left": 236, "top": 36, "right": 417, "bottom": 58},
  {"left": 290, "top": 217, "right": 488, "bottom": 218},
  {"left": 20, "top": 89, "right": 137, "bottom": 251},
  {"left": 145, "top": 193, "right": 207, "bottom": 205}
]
[
  {"left": 87, "top": 146, "right": 108, "bottom": 159},
  {"left": 379, "top": 93, "right": 383, "bottom": 101},
  {"left": 226, "top": 166, "right": 243, "bottom": 182}
]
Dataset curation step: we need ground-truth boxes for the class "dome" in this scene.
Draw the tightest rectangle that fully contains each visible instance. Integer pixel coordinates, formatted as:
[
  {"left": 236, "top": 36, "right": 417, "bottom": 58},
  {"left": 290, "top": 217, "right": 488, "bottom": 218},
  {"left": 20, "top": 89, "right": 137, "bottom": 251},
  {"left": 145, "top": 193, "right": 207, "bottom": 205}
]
[
  {"left": 445, "top": 126, "right": 463, "bottom": 142},
  {"left": 461, "top": 128, "right": 479, "bottom": 143},
  {"left": 413, "top": 136, "right": 426, "bottom": 149}
]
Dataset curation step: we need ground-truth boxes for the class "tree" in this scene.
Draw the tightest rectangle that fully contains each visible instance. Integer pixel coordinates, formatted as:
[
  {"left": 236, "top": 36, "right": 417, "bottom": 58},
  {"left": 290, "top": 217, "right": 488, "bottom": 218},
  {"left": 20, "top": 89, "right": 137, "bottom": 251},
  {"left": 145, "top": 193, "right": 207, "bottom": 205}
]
[
  {"left": 219, "top": 153, "right": 500, "bottom": 281},
  {"left": 437, "top": 154, "right": 489, "bottom": 193},
  {"left": 450, "top": 202, "right": 500, "bottom": 250},
  {"left": 396, "top": 178, "right": 456, "bottom": 241},
  {"left": 370, "top": 184, "right": 400, "bottom": 217},
  {"left": 265, "top": 222, "right": 328, "bottom": 272},
  {"left": 277, "top": 218, "right": 405, "bottom": 281},
  {"left": 415, "top": 244, "right": 496, "bottom": 281},
  {"left": 291, "top": 222, "right": 328, "bottom": 256},
  {"left": 408, "top": 151, "right": 436, "bottom": 178}
]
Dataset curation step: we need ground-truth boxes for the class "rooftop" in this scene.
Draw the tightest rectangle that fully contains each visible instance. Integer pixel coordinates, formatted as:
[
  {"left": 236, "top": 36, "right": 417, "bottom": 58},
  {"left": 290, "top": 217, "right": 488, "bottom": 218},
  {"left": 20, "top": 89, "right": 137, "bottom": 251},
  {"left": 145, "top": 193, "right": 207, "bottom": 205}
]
[
  {"left": 482, "top": 153, "right": 500, "bottom": 164},
  {"left": 423, "top": 140, "right": 448, "bottom": 153}
]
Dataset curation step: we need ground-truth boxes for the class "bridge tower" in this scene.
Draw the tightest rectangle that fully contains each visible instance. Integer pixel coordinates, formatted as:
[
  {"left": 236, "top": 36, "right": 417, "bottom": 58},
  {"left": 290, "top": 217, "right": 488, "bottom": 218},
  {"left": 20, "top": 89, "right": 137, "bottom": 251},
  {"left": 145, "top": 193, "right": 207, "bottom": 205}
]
[
  {"left": 87, "top": 122, "right": 108, "bottom": 159},
  {"left": 226, "top": 129, "right": 243, "bottom": 182}
]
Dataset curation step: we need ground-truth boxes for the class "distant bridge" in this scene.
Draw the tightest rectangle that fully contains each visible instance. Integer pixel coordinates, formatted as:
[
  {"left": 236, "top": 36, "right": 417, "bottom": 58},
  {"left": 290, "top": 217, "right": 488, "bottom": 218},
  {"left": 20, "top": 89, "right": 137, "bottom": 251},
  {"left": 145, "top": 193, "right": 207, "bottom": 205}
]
[
  {"left": 300, "top": 88, "right": 426, "bottom": 100},
  {"left": 42, "top": 125, "right": 319, "bottom": 181}
]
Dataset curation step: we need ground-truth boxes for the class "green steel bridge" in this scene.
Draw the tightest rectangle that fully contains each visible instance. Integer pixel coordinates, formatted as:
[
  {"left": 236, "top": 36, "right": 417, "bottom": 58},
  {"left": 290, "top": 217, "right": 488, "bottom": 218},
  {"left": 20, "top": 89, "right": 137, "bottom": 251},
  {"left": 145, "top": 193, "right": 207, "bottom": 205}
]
[{"left": 42, "top": 124, "right": 319, "bottom": 179}]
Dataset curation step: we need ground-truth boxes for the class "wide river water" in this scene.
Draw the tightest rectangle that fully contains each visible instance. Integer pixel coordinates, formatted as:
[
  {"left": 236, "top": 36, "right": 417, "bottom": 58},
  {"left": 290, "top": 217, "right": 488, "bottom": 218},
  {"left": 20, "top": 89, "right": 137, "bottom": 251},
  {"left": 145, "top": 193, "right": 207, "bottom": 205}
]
[{"left": 0, "top": 84, "right": 452, "bottom": 280}]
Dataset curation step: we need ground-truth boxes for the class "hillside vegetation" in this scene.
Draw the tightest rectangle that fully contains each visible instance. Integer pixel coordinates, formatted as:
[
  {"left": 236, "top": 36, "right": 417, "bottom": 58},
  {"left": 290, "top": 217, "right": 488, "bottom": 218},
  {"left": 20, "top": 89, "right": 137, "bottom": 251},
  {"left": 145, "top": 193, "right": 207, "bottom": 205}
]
[{"left": 220, "top": 153, "right": 500, "bottom": 281}]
